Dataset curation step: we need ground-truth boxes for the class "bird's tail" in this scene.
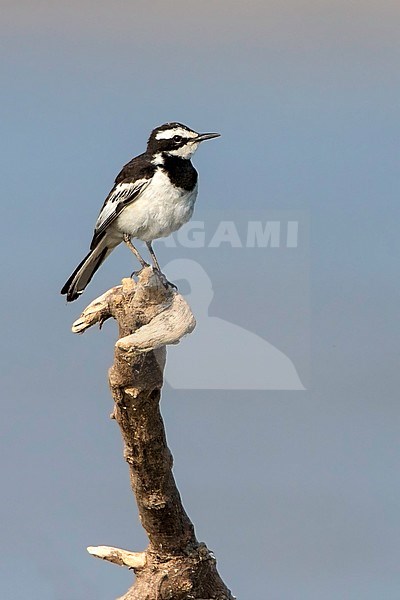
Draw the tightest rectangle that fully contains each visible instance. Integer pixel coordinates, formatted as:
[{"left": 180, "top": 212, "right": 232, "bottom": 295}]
[{"left": 61, "top": 235, "right": 115, "bottom": 302}]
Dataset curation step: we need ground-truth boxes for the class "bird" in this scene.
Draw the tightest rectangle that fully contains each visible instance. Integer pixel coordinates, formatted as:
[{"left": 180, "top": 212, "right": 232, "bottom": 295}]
[{"left": 61, "top": 122, "right": 220, "bottom": 302}]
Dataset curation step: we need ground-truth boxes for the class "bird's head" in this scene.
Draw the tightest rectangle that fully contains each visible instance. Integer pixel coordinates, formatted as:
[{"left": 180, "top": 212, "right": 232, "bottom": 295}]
[{"left": 147, "top": 122, "right": 220, "bottom": 160}]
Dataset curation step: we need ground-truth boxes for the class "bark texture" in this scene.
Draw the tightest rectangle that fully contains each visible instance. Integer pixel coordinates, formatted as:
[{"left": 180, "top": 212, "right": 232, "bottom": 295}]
[{"left": 72, "top": 268, "right": 234, "bottom": 600}]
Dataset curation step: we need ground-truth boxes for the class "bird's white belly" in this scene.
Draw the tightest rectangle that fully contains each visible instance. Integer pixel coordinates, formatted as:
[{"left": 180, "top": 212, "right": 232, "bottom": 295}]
[{"left": 113, "top": 171, "right": 198, "bottom": 242}]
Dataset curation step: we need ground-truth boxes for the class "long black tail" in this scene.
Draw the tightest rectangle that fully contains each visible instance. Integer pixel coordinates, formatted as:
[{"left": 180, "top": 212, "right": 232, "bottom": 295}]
[{"left": 61, "top": 236, "right": 115, "bottom": 302}]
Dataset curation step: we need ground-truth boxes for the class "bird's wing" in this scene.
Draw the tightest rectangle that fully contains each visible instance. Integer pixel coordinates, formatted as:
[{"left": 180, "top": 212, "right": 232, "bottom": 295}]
[{"left": 90, "top": 177, "right": 150, "bottom": 249}]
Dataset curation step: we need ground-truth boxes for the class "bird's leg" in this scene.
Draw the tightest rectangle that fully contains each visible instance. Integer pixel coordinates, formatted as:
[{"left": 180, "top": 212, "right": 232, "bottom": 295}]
[
  {"left": 123, "top": 234, "right": 149, "bottom": 269},
  {"left": 146, "top": 241, "right": 177, "bottom": 290},
  {"left": 146, "top": 241, "right": 162, "bottom": 272}
]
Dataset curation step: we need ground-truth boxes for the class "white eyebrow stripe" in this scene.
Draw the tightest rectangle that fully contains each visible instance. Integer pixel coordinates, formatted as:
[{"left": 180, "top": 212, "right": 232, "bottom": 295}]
[{"left": 155, "top": 127, "right": 198, "bottom": 140}]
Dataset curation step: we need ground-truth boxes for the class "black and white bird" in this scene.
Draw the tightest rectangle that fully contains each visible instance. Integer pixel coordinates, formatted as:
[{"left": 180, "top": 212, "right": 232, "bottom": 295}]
[{"left": 61, "top": 122, "right": 220, "bottom": 301}]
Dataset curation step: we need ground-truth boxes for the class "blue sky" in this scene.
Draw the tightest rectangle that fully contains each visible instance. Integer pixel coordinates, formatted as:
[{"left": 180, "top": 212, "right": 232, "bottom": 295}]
[{"left": 1, "top": 2, "right": 399, "bottom": 598}]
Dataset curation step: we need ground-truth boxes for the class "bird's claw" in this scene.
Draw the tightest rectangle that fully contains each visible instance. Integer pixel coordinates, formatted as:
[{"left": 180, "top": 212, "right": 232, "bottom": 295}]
[
  {"left": 153, "top": 269, "right": 177, "bottom": 290},
  {"left": 130, "top": 266, "right": 177, "bottom": 290},
  {"left": 130, "top": 264, "right": 150, "bottom": 279}
]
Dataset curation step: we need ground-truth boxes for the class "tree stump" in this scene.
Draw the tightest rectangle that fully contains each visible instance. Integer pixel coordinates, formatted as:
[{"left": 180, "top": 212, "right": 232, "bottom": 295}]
[{"left": 71, "top": 267, "right": 234, "bottom": 600}]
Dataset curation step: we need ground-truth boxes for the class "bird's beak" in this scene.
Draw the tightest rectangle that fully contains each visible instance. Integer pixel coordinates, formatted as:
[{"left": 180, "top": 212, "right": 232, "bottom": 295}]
[{"left": 195, "top": 132, "right": 221, "bottom": 142}]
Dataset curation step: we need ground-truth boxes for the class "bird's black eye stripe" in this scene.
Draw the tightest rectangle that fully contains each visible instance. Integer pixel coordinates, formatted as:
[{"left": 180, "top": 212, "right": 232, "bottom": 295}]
[{"left": 173, "top": 135, "right": 182, "bottom": 142}]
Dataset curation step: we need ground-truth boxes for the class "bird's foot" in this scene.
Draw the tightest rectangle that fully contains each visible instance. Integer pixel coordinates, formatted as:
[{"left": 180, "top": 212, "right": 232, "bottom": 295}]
[
  {"left": 130, "top": 266, "right": 176, "bottom": 290},
  {"left": 130, "top": 263, "right": 150, "bottom": 279},
  {"left": 153, "top": 268, "right": 178, "bottom": 290}
]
